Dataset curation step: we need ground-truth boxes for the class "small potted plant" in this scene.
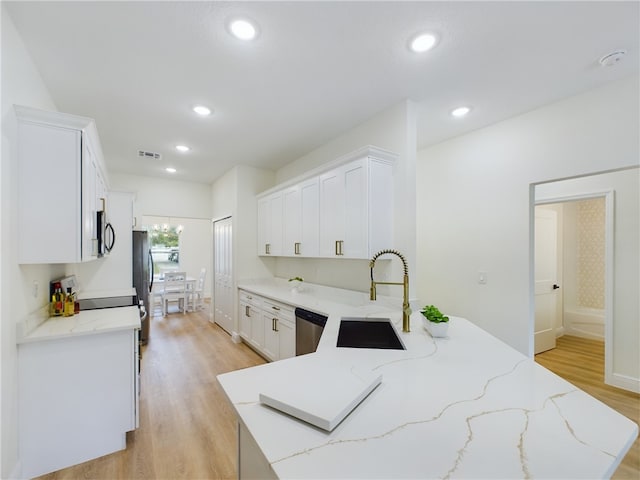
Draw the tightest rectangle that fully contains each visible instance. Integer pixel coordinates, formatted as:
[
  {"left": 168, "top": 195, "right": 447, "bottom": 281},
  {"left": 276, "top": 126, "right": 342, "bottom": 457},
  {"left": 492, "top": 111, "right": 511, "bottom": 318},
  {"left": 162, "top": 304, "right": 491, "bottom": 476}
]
[
  {"left": 288, "top": 276, "right": 304, "bottom": 292},
  {"left": 420, "top": 305, "right": 450, "bottom": 338}
]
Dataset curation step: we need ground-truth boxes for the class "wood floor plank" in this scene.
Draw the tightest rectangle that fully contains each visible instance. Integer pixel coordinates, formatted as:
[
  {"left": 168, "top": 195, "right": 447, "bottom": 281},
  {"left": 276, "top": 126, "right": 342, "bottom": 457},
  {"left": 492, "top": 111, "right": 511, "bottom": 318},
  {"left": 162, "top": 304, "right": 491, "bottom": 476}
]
[{"left": 536, "top": 335, "right": 640, "bottom": 479}]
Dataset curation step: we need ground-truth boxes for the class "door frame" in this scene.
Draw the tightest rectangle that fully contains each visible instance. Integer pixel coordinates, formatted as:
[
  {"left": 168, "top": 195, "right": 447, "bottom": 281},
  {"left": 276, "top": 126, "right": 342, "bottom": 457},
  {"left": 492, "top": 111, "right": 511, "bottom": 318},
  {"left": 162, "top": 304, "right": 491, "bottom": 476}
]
[
  {"left": 534, "top": 190, "right": 614, "bottom": 386},
  {"left": 212, "top": 215, "right": 233, "bottom": 326}
]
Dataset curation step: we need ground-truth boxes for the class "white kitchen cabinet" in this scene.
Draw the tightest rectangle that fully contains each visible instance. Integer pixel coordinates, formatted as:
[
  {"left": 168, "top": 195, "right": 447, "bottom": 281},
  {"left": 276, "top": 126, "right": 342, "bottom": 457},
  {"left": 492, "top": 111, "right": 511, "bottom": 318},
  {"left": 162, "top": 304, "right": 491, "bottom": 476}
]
[
  {"left": 238, "top": 289, "right": 295, "bottom": 362},
  {"left": 257, "top": 191, "right": 283, "bottom": 256},
  {"left": 262, "top": 299, "right": 295, "bottom": 362},
  {"left": 256, "top": 146, "right": 395, "bottom": 260},
  {"left": 282, "top": 177, "right": 319, "bottom": 257},
  {"left": 239, "top": 290, "right": 261, "bottom": 343},
  {"left": 319, "top": 155, "right": 393, "bottom": 259},
  {"left": 18, "top": 327, "right": 138, "bottom": 478},
  {"left": 15, "top": 105, "right": 109, "bottom": 264}
]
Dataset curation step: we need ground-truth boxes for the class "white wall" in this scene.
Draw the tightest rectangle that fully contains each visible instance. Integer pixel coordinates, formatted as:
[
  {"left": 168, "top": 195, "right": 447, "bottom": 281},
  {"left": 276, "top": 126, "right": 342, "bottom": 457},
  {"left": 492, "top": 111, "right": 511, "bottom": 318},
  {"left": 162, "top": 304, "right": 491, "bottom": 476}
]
[
  {"left": 110, "top": 173, "right": 211, "bottom": 224},
  {"left": 416, "top": 75, "right": 639, "bottom": 368},
  {"left": 536, "top": 168, "right": 639, "bottom": 388},
  {"left": 274, "top": 100, "right": 417, "bottom": 297},
  {"left": 0, "top": 8, "right": 66, "bottom": 478}
]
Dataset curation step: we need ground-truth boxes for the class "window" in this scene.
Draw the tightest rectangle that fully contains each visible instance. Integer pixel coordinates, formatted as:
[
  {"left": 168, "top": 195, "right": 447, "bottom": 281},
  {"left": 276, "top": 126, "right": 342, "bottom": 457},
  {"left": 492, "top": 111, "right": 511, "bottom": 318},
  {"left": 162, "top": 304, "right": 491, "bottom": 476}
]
[{"left": 147, "top": 224, "right": 182, "bottom": 274}]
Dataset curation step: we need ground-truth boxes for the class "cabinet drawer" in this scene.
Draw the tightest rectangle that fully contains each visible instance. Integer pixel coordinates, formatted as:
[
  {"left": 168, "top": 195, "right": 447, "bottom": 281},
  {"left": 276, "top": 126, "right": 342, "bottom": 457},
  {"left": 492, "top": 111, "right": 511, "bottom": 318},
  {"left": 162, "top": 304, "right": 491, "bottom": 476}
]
[
  {"left": 239, "top": 290, "right": 262, "bottom": 308},
  {"left": 262, "top": 299, "right": 294, "bottom": 323}
]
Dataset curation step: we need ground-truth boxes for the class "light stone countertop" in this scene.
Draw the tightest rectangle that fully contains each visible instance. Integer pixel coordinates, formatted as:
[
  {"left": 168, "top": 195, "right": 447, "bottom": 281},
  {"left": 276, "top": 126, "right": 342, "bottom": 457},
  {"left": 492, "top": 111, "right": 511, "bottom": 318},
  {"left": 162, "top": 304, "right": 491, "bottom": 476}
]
[
  {"left": 18, "top": 288, "right": 140, "bottom": 344},
  {"left": 220, "top": 279, "right": 639, "bottom": 479}
]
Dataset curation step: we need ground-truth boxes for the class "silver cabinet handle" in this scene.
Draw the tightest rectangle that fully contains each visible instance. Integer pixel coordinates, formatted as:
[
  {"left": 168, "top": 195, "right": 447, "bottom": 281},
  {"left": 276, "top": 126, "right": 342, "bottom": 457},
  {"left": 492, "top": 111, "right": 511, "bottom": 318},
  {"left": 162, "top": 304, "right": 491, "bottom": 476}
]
[
  {"left": 245, "top": 305, "right": 250, "bottom": 317},
  {"left": 265, "top": 243, "right": 271, "bottom": 255},
  {"left": 273, "top": 318, "right": 278, "bottom": 332},
  {"left": 272, "top": 306, "right": 280, "bottom": 311},
  {"left": 294, "top": 242, "right": 301, "bottom": 255}
]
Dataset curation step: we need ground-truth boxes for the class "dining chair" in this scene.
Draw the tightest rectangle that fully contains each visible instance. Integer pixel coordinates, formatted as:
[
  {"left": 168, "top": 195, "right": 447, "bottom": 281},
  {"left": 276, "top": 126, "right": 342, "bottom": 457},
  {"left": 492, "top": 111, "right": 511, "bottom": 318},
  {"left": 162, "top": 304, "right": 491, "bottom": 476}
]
[
  {"left": 191, "top": 267, "right": 207, "bottom": 311},
  {"left": 162, "top": 271, "right": 187, "bottom": 316}
]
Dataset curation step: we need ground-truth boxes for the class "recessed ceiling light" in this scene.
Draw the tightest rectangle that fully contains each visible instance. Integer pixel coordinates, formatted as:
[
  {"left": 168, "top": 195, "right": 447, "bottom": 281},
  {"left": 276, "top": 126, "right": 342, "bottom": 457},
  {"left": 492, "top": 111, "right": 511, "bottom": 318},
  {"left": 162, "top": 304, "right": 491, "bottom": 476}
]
[
  {"left": 229, "top": 19, "right": 257, "bottom": 41},
  {"left": 175, "top": 145, "right": 190, "bottom": 153},
  {"left": 193, "top": 105, "right": 211, "bottom": 116},
  {"left": 410, "top": 32, "right": 438, "bottom": 53},
  {"left": 166, "top": 167, "right": 177, "bottom": 173},
  {"left": 451, "top": 106, "right": 471, "bottom": 118}
]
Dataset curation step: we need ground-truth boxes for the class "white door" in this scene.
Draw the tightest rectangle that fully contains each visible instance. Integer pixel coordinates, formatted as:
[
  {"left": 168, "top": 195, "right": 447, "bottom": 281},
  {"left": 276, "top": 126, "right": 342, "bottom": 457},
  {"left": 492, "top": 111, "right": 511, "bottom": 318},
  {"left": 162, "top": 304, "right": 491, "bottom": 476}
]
[
  {"left": 534, "top": 207, "right": 560, "bottom": 354},
  {"left": 213, "top": 217, "right": 233, "bottom": 334}
]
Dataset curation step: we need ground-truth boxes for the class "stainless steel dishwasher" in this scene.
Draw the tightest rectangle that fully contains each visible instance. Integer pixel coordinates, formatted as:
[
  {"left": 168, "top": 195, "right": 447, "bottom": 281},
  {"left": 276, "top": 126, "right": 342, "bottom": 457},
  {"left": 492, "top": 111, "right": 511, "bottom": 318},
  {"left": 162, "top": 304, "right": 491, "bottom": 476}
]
[{"left": 295, "top": 308, "right": 328, "bottom": 355}]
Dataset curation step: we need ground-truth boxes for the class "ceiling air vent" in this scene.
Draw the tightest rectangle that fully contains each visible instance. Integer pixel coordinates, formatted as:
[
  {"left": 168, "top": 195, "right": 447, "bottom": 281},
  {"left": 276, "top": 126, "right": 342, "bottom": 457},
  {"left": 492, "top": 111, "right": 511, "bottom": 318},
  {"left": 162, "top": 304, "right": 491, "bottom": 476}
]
[{"left": 138, "top": 150, "right": 162, "bottom": 160}]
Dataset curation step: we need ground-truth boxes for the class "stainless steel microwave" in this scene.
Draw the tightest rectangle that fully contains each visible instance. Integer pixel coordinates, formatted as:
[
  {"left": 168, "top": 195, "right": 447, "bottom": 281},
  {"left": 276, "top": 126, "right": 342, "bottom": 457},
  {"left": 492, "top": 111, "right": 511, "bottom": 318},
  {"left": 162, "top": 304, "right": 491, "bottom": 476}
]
[{"left": 96, "top": 210, "right": 115, "bottom": 257}]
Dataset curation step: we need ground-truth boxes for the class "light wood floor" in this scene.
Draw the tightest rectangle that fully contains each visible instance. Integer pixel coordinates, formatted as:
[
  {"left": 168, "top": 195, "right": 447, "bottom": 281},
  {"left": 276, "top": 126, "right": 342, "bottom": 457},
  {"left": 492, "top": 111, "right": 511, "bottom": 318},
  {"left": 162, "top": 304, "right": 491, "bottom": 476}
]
[
  {"left": 536, "top": 335, "right": 640, "bottom": 479},
  {"left": 38, "top": 307, "right": 266, "bottom": 480},
  {"left": 37, "top": 317, "right": 638, "bottom": 479}
]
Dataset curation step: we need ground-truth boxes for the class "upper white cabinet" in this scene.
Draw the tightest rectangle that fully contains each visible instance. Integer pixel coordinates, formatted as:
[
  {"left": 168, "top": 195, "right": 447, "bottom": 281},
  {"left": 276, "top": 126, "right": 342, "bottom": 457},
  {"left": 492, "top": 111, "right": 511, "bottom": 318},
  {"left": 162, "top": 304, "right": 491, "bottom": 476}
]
[
  {"left": 258, "top": 146, "right": 395, "bottom": 260},
  {"left": 15, "top": 105, "right": 109, "bottom": 264},
  {"left": 282, "top": 177, "right": 319, "bottom": 257},
  {"left": 257, "top": 191, "right": 283, "bottom": 256}
]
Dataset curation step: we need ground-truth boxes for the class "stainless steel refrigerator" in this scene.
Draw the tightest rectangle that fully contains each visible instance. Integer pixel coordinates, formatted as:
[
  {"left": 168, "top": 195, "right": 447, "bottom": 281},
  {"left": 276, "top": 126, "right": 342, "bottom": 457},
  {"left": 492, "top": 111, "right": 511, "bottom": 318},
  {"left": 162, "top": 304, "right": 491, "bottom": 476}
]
[{"left": 133, "top": 230, "right": 153, "bottom": 343}]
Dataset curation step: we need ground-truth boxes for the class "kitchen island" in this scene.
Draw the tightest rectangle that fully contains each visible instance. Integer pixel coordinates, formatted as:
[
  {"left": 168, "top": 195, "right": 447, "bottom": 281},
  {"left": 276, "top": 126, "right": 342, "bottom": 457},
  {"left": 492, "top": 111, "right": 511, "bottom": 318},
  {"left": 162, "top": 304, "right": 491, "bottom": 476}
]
[{"left": 218, "top": 281, "right": 638, "bottom": 479}]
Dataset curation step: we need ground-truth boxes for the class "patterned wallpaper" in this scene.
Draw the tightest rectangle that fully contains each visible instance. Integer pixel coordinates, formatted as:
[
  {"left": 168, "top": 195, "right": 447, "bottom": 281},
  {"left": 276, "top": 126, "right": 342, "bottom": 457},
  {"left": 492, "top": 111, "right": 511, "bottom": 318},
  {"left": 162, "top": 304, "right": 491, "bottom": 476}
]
[{"left": 578, "top": 198, "right": 605, "bottom": 309}]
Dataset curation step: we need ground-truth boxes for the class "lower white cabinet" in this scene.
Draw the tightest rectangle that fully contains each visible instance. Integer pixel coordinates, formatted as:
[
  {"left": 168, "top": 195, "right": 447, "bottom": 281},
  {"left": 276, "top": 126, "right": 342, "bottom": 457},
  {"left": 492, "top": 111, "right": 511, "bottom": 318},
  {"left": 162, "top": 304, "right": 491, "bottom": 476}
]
[
  {"left": 238, "top": 289, "right": 295, "bottom": 362},
  {"left": 18, "top": 328, "right": 138, "bottom": 479}
]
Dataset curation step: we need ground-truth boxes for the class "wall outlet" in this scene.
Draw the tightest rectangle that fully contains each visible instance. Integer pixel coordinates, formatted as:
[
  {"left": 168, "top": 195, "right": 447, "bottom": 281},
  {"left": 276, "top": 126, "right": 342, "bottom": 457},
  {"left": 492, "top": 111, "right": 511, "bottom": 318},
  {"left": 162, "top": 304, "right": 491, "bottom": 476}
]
[{"left": 478, "top": 271, "right": 488, "bottom": 285}]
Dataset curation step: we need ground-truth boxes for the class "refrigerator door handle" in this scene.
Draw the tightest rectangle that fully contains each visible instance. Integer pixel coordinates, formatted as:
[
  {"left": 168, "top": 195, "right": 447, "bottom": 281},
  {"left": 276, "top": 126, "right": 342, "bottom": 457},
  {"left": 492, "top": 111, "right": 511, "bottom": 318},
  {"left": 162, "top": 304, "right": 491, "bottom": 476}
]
[{"left": 148, "top": 249, "right": 154, "bottom": 292}]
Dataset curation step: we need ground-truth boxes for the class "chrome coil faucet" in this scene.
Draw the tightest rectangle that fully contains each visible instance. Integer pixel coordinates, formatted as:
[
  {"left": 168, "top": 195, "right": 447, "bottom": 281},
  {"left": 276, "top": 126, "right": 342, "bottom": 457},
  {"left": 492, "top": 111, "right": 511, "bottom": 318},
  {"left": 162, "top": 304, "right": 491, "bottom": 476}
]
[{"left": 369, "top": 249, "right": 411, "bottom": 332}]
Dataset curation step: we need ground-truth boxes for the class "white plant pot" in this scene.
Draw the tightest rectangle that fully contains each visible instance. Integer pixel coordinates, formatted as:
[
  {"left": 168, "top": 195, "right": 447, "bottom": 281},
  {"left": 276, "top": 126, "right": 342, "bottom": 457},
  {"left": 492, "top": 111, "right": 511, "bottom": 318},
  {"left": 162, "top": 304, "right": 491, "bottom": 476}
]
[
  {"left": 289, "top": 280, "right": 303, "bottom": 292},
  {"left": 422, "top": 315, "right": 449, "bottom": 338}
]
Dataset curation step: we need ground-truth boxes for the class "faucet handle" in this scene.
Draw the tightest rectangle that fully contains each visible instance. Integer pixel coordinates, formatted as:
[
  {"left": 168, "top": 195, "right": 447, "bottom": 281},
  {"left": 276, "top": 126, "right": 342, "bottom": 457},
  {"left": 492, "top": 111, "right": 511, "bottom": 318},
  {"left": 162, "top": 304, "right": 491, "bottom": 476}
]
[{"left": 370, "top": 284, "right": 377, "bottom": 301}]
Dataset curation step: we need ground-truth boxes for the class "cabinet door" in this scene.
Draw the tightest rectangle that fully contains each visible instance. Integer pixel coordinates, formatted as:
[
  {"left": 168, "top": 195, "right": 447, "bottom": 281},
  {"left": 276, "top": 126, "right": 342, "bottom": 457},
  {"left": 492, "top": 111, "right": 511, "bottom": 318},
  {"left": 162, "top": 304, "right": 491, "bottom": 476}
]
[
  {"left": 82, "top": 138, "right": 98, "bottom": 261},
  {"left": 299, "top": 177, "right": 319, "bottom": 257},
  {"left": 319, "top": 168, "right": 345, "bottom": 257},
  {"left": 268, "top": 193, "right": 283, "bottom": 256},
  {"left": 257, "top": 197, "right": 269, "bottom": 255},
  {"left": 341, "top": 159, "right": 367, "bottom": 258},
  {"left": 278, "top": 320, "right": 296, "bottom": 360},
  {"left": 282, "top": 185, "right": 301, "bottom": 256},
  {"left": 257, "top": 193, "right": 283, "bottom": 256},
  {"left": 262, "top": 312, "right": 278, "bottom": 361},
  {"left": 239, "top": 302, "right": 252, "bottom": 340},
  {"left": 18, "top": 123, "right": 83, "bottom": 263},
  {"left": 250, "top": 310, "right": 265, "bottom": 350},
  {"left": 319, "top": 159, "right": 366, "bottom": 258}
]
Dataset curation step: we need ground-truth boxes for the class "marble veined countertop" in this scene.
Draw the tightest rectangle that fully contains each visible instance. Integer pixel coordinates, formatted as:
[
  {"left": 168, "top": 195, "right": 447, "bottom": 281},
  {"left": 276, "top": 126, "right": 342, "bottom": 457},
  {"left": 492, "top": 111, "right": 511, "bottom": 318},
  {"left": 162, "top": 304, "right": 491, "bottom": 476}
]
[
  {"left": 219, "top": 279, "right": 638, "bottom": 479},
  {"left": 18, "top": 288, "right": 140, "bottom": 344}
]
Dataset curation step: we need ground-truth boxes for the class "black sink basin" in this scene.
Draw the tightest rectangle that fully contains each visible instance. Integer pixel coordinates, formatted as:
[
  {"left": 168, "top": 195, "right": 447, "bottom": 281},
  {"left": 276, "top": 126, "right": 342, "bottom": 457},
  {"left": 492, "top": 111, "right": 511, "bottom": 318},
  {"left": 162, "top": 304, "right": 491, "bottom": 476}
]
[{"left": 337, "top": 318, "right": 406, "bottom": 350}]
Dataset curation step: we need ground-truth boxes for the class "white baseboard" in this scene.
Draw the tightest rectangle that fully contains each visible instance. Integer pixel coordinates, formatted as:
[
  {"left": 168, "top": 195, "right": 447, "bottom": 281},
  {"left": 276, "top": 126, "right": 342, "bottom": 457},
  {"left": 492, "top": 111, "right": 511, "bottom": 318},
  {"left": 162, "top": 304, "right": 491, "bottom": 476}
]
[{"left": 607, "top": 373, "right": 640, "bottom": 394}]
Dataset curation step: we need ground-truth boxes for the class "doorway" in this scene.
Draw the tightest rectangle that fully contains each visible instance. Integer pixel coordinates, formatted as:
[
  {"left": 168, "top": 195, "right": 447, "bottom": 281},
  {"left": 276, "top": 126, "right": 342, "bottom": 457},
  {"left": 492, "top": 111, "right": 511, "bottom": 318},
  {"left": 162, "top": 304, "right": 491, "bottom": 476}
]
[
  {"left": 213, "top": 216, "right": 233, "bottom": 334},
  {"left": 534, "top": 196, "right": 609, "bottom": 352},
  {"left": 534, "top": 189, "right": 614, "bottom": 385}
]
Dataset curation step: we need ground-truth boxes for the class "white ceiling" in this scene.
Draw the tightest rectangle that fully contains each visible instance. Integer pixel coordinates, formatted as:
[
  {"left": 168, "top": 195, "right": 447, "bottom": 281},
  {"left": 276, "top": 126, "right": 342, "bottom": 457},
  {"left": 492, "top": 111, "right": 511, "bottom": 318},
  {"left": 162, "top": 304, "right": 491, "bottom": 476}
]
[{"left": 5, "top": 1, "right": 639, "bottom": 185}]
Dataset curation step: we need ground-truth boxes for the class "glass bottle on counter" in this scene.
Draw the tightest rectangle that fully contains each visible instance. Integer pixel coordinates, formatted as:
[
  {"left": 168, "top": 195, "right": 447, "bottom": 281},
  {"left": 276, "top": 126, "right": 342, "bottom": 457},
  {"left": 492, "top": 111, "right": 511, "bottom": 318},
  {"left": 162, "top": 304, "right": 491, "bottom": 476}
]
[
  {"left": 63, "top": 287, "right": 75, "bottom": 317},
  {"left": 50, "top": 283, "right": 64, "bottom": 316}
]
